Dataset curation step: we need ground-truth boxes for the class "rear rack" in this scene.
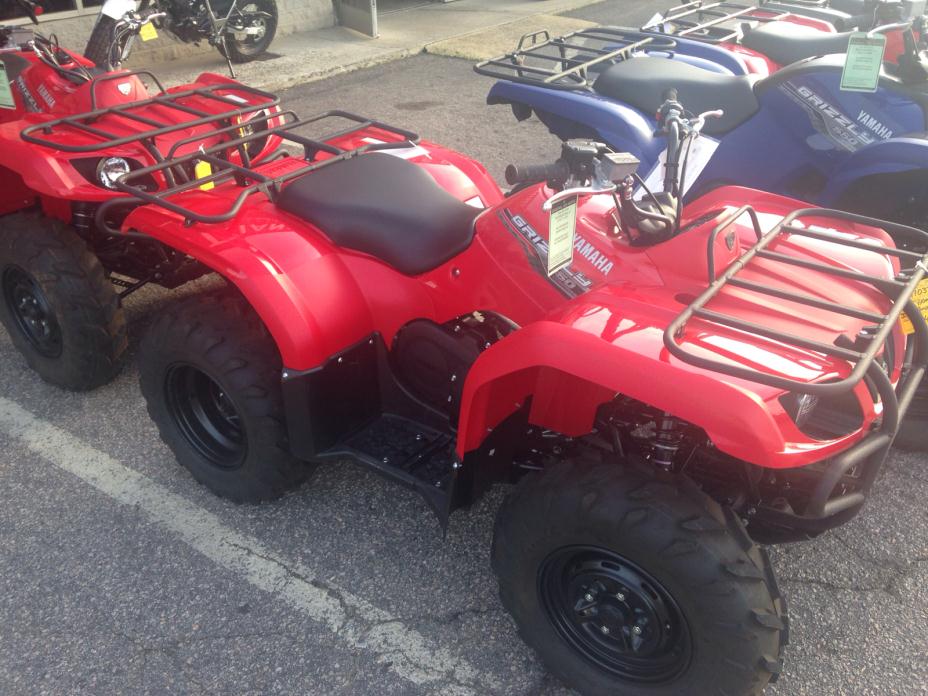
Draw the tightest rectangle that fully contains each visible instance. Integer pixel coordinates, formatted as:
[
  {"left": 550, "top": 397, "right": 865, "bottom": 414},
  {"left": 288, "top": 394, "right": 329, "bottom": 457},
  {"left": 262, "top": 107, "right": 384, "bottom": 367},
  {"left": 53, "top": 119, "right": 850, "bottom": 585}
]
[
  {"left": 95, "top": 110, "right": 420, "bottom": 227},
  {"left": 21, "top": 74, "right": 279, "bottom": 155},
  {"left": 643, "top": 1, "right": 789, "bottom": 43},
  {"left": 474, "top": 27, "right": 677, "bottom": 89},
  {"left": 666, "top": 206, "right": 928, "bottom": 520}
]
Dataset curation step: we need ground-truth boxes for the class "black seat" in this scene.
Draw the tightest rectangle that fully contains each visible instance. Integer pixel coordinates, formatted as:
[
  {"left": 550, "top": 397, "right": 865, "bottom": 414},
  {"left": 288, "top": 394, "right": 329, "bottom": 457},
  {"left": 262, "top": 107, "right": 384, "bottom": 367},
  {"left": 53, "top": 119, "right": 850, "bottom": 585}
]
[
  {"left": 741, "top": 22, "right": 852, "bottom": 67},
  {"left": 592, "top": 57, "right": 759, "bottom": 135},
  {"left": 276, "top": 153, "right": 480, "bottom": 276}
]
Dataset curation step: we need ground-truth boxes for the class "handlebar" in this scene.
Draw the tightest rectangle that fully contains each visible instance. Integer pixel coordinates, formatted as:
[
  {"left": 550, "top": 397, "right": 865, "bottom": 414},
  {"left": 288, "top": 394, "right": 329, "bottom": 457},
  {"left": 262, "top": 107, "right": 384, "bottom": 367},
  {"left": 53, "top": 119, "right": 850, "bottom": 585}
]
[{"left": 505, "top": 160, "right": 570, "bottom": 187}]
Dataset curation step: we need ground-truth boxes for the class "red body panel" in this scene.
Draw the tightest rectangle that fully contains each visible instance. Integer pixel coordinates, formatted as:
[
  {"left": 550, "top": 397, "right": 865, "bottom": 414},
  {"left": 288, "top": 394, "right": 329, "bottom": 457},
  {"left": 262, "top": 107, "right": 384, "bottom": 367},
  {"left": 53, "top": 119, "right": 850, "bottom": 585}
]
[
  {"left": 113, "top": 135, "right": 906, "bottom": 471},
  {"left": 0, "top": 47, "right": 281, "bottom": 219}
]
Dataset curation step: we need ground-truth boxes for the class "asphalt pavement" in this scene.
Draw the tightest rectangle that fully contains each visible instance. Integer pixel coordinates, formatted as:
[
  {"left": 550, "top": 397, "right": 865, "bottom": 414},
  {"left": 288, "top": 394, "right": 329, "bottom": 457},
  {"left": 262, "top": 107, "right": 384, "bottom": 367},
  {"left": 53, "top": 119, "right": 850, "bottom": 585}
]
[{"left": 1, "top": 2, "right": 927, "bottom": 695}]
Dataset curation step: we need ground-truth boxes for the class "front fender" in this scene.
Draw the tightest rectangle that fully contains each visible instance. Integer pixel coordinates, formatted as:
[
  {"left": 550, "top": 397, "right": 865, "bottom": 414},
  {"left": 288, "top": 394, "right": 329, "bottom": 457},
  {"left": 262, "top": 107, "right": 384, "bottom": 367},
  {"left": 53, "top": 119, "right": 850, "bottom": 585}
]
[
  {"left": 456, "top": 319, "right": 788, "bottom": 467},
  {"left": 123, "top": 200, "right": 374, "bottom": 371},
  {"left": 487, "top": 81, "right": 662, "bottom": 165},
  {"left": 820, "top": 136, "right": 928, "bottom": 204}
]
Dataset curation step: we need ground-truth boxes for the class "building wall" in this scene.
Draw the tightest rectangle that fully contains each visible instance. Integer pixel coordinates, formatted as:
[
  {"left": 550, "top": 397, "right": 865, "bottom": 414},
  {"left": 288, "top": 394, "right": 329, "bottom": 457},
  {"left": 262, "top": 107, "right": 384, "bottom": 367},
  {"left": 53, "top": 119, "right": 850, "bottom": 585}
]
[{"left": 21, "top": 1, "right": 337, "bottom": 63}]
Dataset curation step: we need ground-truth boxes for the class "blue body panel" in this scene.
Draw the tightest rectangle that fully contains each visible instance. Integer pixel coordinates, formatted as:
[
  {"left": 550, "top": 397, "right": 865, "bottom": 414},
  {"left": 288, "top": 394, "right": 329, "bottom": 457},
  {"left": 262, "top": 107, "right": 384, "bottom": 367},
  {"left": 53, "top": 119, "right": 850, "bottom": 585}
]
[{"left": 489, "top": 57, "right": 928, "bottom": 207}]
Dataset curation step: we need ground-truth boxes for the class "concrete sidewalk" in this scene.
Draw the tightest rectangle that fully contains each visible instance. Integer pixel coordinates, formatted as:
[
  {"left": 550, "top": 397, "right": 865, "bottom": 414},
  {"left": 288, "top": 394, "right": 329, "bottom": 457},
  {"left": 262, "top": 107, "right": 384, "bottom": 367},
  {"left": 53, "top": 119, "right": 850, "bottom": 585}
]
[{"left": 126, "top": 0, "right": 607, "bottom": 92}]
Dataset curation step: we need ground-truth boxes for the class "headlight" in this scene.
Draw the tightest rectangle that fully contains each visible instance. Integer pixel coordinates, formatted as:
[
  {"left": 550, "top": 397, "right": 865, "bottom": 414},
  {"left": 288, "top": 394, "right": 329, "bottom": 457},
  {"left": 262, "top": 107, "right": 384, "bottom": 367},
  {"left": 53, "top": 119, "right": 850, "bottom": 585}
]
[
  {"left": 96, "top": 157, "right": 131, "bottom": 189},
  {"left": 779, "top": 392, "right": 819, "bottom": 428}
]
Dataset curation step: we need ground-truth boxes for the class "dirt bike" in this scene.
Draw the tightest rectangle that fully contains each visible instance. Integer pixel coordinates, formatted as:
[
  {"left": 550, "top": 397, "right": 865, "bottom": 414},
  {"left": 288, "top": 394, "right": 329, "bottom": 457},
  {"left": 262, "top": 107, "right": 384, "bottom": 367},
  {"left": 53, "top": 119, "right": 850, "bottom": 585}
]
[
  {"left": 67, "top": 83, "right": 925, "bottom": 691},
  {"left": 84, "top": 0, "right": 277, "bottom": 76}
]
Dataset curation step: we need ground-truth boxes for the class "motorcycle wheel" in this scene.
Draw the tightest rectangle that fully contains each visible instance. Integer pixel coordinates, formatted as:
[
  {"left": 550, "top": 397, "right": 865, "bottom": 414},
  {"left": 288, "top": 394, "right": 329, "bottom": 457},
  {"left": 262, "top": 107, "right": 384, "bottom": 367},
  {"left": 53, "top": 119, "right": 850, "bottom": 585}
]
[{"left": 221, "top": 0, "right": 278, "bottom": 63}]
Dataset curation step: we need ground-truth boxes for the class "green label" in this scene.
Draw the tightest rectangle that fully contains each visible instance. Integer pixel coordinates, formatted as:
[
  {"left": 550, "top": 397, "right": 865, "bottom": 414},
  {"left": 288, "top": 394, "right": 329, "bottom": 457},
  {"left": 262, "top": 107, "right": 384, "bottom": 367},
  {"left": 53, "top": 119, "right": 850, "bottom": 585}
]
[
  {"left": 547, "top": 195, "right": 577, "bottom": 276},
  {"left": 840, "top": 33, "right": 886, "bottom": 93},
  {"left": 0, "top": 62, "right": 15, "bottom": 109}
]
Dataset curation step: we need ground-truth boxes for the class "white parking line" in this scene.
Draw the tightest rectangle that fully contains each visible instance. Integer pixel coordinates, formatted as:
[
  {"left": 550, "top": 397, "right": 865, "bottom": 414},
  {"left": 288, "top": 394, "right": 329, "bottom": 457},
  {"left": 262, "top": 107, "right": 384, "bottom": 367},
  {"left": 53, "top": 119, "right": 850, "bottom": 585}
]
[{"left": 0, "top": 396, "right": 493, "bottom": 695}]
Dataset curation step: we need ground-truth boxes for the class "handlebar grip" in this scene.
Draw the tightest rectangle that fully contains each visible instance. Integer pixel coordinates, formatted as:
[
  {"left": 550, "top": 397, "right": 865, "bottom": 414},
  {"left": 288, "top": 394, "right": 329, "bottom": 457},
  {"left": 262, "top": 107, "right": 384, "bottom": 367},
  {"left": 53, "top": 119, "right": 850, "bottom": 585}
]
[{"left": 505, "top": 161, "right": 569, "bottom": 186}]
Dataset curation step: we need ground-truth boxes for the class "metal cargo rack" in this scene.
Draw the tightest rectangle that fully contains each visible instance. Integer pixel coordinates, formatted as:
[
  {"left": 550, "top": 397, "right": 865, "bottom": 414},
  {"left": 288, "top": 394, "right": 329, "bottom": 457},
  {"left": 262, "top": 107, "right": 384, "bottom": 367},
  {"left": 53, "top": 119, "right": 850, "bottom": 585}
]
[
  {"left": 665, "top": 206, "right": 928, "bottom": 520},
  {"left": 20, "top": 70, "right": 280, "bottom": 162},
  {"left": 95, "top": 109, "right": 420, "bottom": 228},
  {"left": 643, "top": 1, "right": 790, "bottom": 43},
  {"left": 474, "top": 27, "right": 677, "bottom": 90}
]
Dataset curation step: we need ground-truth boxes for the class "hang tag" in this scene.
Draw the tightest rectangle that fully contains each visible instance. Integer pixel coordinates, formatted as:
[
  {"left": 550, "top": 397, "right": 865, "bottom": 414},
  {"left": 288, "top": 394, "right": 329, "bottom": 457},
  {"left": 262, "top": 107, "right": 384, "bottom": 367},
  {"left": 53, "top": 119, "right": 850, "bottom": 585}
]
[
  {"left": 900, "top": 278, "right": 928, "bottom": 334},
  {"left": 840, "top": 33, "right": 885, "bottom": 93},
  {"left": 0, "top": 63, "right": 15, "bottom": 109},
  {"left": 637, "top": 135, "right": 718, "bottom": 200},
  {"left": 139, "top": 22, "right": 158, "bottom": 42},
  {"left": 101, "top": 0, "right": 137, "bottom": 20},
  {"left": 547, "top": 196, "right": 577, "bottom": 276},
  {"left": 194, "top": 160, "right": 215, "bottom": 191}
]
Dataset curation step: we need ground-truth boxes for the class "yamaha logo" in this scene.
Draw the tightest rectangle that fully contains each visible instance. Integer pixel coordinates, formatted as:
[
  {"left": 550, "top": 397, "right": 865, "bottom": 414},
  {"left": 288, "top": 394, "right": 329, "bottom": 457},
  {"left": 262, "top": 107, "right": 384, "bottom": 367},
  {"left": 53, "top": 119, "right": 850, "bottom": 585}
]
[{"left": 117, "top": 82, "right": 132, "bottom": 96}]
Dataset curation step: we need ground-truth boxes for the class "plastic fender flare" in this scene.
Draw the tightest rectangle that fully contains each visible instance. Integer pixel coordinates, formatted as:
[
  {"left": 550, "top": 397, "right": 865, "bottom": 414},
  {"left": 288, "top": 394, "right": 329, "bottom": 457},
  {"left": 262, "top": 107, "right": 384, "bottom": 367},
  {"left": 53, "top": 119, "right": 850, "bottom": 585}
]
[
  {"left": 456, "top": 320, "right": 784, "bottom": 466},
  {"left": 122, "top": 204, "right": 374, "bottom": 371},
  {"left": 486, "top": 81, "right": 663, "bottom": 164},
  {"left": 820, "top": 137, "right": 928, "bottom": 205}
]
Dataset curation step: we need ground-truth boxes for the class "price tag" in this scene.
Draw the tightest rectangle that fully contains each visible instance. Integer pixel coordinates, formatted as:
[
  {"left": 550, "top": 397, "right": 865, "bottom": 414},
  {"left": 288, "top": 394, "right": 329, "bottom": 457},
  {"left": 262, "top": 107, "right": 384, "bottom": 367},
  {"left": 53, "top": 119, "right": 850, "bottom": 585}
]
[
  {"left": 547, "top": 195, "right": 577, "bottom": 276},
  {"left": 0, "top": 62, "right": 15, "bottom": 109},
  {"left": 139, "top": 22, "right": 158, "bottom": 42},
  {"left": 101, "top": 0, "right": 137, "bottom": 20},
  {"left": 840, "top": 33, "right": 886, "bottom": 93},
  {"left": 194, "top": 160, "right": 215, "bottom": 191},
  {"left": 900, "top": 278, "right": 928, "bottom": 334}
]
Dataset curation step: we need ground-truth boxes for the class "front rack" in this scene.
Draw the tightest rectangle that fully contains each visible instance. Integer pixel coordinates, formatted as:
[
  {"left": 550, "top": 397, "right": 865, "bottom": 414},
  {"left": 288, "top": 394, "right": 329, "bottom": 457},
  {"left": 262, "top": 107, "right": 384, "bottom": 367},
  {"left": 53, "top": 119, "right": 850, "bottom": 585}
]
[
  {"left": 21, "top": 74, "right": 280, "bottom": 155},
  {"left": 666, "top": 206, "right": 928, "bottom": 519},
  {"left": 95, "top": 110, "right": 420, "bottom": 227},
  {"left": 474, "top": 27, "right": 677, "bottom": 90},
  {"left": 643, "top": 1, "right": 789, "bottom": 43}
]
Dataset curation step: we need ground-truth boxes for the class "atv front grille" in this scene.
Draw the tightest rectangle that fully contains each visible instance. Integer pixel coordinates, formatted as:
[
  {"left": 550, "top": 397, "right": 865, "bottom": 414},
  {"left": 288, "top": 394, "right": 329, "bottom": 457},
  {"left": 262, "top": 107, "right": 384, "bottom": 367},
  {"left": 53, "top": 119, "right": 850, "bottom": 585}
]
[
  {"left": 94, "top": 109, "right": 420, "bottom": 227},
  {"left": 666, "top": 207, "right": 928, "bottom": 519},
  {"left": 644, "top": 1, "right": 790, "bottom": 43},
  {"left": 20, "top": 70, "right": 280, "bottom": 155},
  {"left": 474, "top": 28, "right": 676, "bottom": 89}
]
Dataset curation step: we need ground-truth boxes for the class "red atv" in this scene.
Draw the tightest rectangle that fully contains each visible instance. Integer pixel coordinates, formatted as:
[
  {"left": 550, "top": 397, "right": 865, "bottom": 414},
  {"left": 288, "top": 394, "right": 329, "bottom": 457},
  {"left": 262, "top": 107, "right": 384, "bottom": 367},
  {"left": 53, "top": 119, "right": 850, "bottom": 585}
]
[
  {"left": 645, "top": 0, "right": 922, "bottom": 74},
  {"left": 92, "top": 95, "right": 926, "bottom": 693},
  {"left": 0, "top": 7, "right": 281, "bottom": 389}
]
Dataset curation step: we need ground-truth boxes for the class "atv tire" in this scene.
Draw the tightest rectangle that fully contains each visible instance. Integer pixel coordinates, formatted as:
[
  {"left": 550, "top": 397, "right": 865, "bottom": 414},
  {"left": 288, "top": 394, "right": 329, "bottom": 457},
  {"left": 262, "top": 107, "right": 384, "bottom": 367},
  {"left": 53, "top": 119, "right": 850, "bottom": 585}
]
[
  {"left": 0, "top": 214, "right": 127, "bottom": 391},
  {"left": 894, "top": 401, "right": 928, "bottom": 452},
  {"left": 139, "top": 290, "right": 311, "bottom": 502},
  {"left": 492, "top": 452, "right": 788, "bottom": 696}
]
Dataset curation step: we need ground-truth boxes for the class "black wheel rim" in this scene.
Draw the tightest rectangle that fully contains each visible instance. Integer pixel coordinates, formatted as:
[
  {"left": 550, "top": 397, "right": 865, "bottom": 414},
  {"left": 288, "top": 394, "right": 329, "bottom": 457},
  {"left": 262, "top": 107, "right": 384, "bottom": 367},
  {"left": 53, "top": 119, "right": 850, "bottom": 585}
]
[
  {"left": 165, "top": 364, "right": 246, "bottom": 469},
  {"left": 228, "top": 3, "right": 272, "bottom": 54},
  {"left": 539, "top": 545, "right": 691, "bottom": 683},
  {"left": 2, "top": 265, "right": 63, "bottom": 358}
]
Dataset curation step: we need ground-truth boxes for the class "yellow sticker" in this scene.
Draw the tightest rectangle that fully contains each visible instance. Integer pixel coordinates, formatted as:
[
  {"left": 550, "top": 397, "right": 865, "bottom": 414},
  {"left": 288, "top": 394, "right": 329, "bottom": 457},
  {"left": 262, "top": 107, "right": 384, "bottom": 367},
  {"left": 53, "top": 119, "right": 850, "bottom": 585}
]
[
  {"left": 139, "top": 21, "right": 158, "bottom": 42},
  {"left": 194, "top": 160, "right": 214, "bottom": 191},
  {"left": 900, "top": 278, "right": 928, "bottom": 335}
]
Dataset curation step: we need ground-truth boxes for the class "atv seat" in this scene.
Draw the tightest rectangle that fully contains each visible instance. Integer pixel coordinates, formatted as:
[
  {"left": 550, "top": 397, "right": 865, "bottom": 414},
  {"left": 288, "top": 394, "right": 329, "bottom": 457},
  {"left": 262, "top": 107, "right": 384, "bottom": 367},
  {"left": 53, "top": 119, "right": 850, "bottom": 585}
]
[
  {"left": 276, "top": 153, "right": 481, "bottom": 276},
  {"left": 591, "top": 57, "right": 759, "bottom": 135},
  {"left": 741, "top": 22, "right": 852, "bottom": 66}
]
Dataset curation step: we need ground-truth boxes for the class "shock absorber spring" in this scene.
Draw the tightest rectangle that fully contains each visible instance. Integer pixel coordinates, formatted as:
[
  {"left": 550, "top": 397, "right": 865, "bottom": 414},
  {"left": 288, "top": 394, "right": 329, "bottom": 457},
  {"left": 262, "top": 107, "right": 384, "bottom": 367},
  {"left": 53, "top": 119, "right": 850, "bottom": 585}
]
[{"left": 651, "top": 412, "right": 682, "bottom": 471}]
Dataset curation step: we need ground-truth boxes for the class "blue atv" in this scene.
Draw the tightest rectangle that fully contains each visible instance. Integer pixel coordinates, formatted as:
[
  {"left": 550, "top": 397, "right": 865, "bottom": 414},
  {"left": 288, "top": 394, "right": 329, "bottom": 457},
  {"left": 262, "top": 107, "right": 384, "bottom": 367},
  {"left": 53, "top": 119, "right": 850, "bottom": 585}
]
[{"left": 477, "top": 24, "right": 928, "bottom": 233}]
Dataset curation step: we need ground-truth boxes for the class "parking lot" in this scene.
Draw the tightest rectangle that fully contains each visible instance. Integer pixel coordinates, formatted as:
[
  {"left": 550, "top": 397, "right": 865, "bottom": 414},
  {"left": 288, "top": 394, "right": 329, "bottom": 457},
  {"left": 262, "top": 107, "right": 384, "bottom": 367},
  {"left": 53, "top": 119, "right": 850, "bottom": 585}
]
[{"left": 2, "top": 1, "right": 928, "bottom": 694}]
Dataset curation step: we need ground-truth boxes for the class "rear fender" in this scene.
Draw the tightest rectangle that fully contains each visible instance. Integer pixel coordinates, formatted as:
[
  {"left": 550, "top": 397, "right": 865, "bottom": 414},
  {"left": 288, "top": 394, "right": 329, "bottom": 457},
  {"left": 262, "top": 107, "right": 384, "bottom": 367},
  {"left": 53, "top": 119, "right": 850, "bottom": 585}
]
[
  {"left": 456, "top": 320, "right": 784, "bottom": 465},
  {"left": 122, "top": 201, "right": 374, "bottom": 371},
  {"left": 487, "top": 82, "right": 663, "bottom": 164},
  {"left": 820, "top": 137, "right": 928, "bottom": 205}
]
